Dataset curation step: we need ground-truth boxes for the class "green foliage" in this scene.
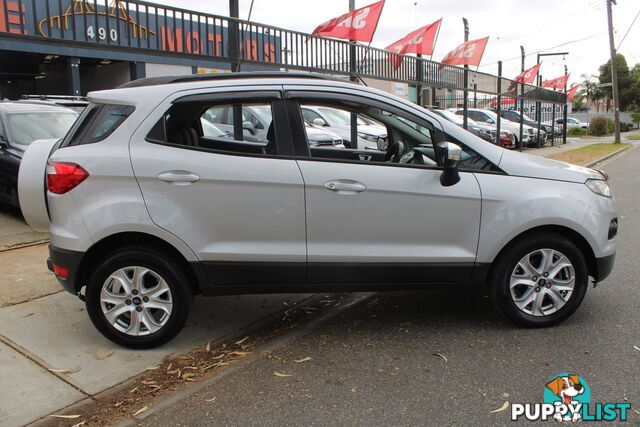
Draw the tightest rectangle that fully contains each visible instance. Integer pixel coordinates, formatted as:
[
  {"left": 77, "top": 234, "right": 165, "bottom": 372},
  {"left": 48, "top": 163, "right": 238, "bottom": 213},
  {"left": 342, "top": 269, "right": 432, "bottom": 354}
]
[
  {"left": 631, "top": 110, "right": 640, "bottom": 129},
  {"left": 620, "top": 122, "right": 632, "bottom": 132},
  {"left": 598, "top": 54, "right": 640, "bottom": 111},
  {"left": 567, "top": 126, "right": 588, "bottom": 136},
  {"left": 588, "top": 116, "right": 612, "bottom": 136}
]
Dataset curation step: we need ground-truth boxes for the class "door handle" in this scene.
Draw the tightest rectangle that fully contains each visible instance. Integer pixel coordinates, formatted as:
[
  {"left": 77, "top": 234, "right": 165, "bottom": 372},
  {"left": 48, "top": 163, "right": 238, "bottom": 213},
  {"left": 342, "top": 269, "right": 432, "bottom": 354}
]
[
  {"left": 157, "top": 170, "right": 200, "bottom": 184},
  {"left": 323, "top": 180, "right": 367, "bottom": 193}
]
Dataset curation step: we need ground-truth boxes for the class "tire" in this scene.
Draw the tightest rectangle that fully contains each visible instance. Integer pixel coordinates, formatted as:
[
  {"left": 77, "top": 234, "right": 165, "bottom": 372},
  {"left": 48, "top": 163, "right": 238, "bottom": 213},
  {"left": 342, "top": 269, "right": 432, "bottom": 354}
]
[
  {"left": 489, "top": 232, "right": 588, "bottom": 327},
  {"left": 85, "top": 247, "right": 192, "bottom": 348}
]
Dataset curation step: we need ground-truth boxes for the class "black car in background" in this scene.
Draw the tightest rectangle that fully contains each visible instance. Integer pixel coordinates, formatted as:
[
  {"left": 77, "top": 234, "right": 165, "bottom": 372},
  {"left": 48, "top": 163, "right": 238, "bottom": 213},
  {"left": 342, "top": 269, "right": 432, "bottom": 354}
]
[{"left": 0, "top": 102, "right": 78, "bottom": 207}]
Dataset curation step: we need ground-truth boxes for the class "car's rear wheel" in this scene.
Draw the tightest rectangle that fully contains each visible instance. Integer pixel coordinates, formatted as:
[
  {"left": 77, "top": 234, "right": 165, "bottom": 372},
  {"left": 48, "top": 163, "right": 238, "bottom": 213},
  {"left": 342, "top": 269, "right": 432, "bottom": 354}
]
[
  {"left": 85, "top": 248, "right": 192, "bottom": 348},
  {"left": 490, "top": 232, "right": 589, "bottom": 327}
]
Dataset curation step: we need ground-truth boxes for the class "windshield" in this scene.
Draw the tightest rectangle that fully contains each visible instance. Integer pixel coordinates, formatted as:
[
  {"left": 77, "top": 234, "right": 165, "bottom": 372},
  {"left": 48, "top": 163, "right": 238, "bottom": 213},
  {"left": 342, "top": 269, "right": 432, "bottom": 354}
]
[{"left": 7, "top": 112, "right": 78, "bottom": 145}]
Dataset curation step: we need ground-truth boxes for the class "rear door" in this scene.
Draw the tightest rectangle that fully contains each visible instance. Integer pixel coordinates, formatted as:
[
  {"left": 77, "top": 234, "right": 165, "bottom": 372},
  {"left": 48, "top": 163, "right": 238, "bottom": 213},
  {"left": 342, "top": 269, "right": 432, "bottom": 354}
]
[{"left": 130, "top": 87, "right": 307, "bottom": 286}]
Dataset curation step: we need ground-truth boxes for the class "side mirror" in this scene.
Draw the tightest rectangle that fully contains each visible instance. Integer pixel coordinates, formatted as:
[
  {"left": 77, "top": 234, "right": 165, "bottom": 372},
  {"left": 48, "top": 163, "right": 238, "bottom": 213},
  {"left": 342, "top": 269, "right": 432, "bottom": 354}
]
[
  {"left": 242, "top": 121, "right": 256, "bottom": 135},
  {"left": 437, "top": 141, "right": 462, "bottom": 187},
  {"left": 485, "top": 118, "right": 494, "bottom": 124},
  {"left": 312, "top": 117, "right": 327, "bottom": 127},
  {"left": 376, "top": 135, "right": 388, "bottom": 151},
  {"left": 0, "top": 136, "right": 7, "bottom": 149}
]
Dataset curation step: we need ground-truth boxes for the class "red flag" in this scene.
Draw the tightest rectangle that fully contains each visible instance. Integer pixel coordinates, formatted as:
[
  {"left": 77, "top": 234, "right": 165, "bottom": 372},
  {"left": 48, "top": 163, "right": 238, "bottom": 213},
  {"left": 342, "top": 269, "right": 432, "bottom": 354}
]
[
  {"left": 513, "top": 63, "right": 542, "bottom": 84},
  {"left": 566, "top": 85, "right": 580, "bottom": 101},
  {"left": 386, "top": 18, "right": 441, "bottom": 69},
  {"left": 440, "top": 36, "right": 489, "bottom": 67},
  {"left": 542, "top": 74, "right": 570, "bottom": 89},
  {"left": 311, "top": 0, "right": 385, "bottom": 43}
]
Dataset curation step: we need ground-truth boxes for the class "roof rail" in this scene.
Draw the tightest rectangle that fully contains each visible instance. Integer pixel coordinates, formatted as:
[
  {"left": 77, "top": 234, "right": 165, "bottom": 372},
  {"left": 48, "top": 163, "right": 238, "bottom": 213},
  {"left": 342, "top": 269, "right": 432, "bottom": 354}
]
[
  {"left": 20, "top": 94, "right": 88, "bottom": 101},
  {"left": 118, "top": 71, "right": 347, "bottom": 89}
]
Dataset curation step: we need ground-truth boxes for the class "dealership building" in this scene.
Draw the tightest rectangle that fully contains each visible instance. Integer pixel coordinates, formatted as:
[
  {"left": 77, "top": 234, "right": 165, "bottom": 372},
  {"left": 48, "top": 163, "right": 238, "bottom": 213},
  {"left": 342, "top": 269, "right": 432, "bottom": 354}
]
[{"left": 0, "top": 0, "right": 294, "bottom": 99}]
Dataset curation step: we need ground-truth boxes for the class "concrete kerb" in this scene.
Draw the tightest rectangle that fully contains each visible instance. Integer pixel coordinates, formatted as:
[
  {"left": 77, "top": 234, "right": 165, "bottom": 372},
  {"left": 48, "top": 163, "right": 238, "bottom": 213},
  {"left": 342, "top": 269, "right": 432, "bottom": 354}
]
[
  {"left": 585, "top": 143, "right": 635, "bottom": 168},
  {"left": 27, "top": 293, "right": 373, "bottom": 426}
]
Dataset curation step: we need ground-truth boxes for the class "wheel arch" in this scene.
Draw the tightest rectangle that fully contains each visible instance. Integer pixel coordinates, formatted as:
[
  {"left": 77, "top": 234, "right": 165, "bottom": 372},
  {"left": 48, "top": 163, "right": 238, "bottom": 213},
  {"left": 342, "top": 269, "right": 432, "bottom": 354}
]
[
  {"left": 75, "top": 232, "right": 204, "bottom": 295},
  {"left": 488, "top": 225, "right": 597, "bottom": 282}
]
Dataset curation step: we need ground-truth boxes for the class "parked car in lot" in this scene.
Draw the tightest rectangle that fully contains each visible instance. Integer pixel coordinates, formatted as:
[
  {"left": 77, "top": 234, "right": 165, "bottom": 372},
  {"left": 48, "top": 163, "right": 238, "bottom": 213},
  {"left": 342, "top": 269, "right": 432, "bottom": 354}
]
[
  {"left": 202, "top": 104, "right": 344, "bottom": 147},
  {"left": 430, "top": 108, "right": 515, "bottom": 149},
  {"left": 0, "top": 102, "right": 78, "bottom": 207},
  {"left": 548, "top": 117, "right": 589, "bottom": 130},
  {"left": 301, "top": 105, "right": 387, "bottom": 150},
  {"left": 490, "top": 108, "right": 561, "bottom": 140},
  {"left": 19, "top": 72, "right": 617, "bottom": 348},
  {"left": 454, "top": 108, "right": 541, "bottom": 146},
  {"left": 18, "top": 95, "right": 89, "bottom": 113}
]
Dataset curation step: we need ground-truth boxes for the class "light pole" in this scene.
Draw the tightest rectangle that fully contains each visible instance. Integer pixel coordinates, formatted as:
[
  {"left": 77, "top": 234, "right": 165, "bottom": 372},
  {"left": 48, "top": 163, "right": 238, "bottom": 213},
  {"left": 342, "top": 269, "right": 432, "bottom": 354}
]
[
  {"left": 462, "top": 17, "right": 469, "bottom": 130},
  {"left": 606, "top": 0, "right": 621, "bottom": 143},
  {"left": 518, "top": 45, "right": 525, "bottom": 151}
]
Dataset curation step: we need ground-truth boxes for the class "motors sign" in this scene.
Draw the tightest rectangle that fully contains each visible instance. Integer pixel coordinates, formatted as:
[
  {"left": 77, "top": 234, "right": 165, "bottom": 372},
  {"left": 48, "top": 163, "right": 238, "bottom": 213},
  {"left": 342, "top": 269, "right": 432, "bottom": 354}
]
[{"left": 0, "top": 0, "right": 280, "bottom": 63}]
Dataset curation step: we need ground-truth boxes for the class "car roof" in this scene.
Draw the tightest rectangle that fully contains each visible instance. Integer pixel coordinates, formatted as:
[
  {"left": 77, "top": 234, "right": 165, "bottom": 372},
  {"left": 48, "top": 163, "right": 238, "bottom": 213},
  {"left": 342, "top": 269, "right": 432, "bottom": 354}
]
[{"left": 0, "top": 101, "right": 78, "bottom": 114}]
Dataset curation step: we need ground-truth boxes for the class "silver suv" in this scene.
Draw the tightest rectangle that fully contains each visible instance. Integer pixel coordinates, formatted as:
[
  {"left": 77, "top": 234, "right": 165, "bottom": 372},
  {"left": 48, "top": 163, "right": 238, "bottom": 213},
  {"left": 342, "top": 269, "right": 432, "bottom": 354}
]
[{"left": 18, "top": 72, "right": 617, "bottom": 348}]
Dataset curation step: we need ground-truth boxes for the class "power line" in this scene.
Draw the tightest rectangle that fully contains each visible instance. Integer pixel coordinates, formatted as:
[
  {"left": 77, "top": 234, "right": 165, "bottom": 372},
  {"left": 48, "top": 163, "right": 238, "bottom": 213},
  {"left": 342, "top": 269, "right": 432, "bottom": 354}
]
[
  {"left": 480, "top": 32, "right": 603, "bottom": 68},
  {"left": 616, "top": 8, "right": 640, "bottom": 50}
]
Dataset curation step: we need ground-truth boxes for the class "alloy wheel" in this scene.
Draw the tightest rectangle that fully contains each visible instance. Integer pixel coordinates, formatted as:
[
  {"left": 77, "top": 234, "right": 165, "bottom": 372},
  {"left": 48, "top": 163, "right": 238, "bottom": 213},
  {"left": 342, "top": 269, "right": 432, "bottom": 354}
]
[
  {"left": 509, "top": 248, "right": 575, "bottom": 317},
  {"left": 99, "top": 266, "right": 173, "bottom": 336}
]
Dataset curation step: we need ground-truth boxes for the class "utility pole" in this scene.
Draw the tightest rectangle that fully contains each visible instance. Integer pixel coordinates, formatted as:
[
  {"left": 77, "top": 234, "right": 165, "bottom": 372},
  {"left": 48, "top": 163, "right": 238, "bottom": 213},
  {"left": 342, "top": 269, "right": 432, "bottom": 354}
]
[
  {"left": 349, "top": 0, "right": 358, "bottom": 148},
  {"left": 606, "top": 0, "right": 621, "bottom": 143},
  {"left": 462, "top": 17, "right": 469, "bottom": 130},
  {"left": 228, "top": 0, "right": 240, "bottom": 72}
]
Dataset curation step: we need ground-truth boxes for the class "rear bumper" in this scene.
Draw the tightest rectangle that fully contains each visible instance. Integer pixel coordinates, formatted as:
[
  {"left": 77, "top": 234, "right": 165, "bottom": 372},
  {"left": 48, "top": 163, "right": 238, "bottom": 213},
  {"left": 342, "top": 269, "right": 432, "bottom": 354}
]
[
  {"left": 594, "top": 252, "right": 615, "bottom": 282},
  {"left": 48, "top": 244, "right": 84, "bottom": 294}
]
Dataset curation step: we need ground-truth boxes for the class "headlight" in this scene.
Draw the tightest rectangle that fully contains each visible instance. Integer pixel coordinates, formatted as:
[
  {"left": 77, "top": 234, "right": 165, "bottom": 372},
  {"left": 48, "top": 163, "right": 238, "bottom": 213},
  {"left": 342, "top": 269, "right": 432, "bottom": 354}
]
[
  {"left": 585, "top": 179, "right": 612, "bottom": 198},
  {"left": 357, "top": 132, "right": 378, "bottom": 142}
]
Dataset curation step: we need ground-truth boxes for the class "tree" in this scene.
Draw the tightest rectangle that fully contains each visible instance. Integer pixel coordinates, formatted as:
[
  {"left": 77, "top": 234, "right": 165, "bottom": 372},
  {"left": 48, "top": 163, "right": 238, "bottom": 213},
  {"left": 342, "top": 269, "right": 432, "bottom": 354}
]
[
  {"left": 572, "top": 93, "right": 586, "bottom": 112},
  {"left": 598, "top": 54, "right": 639, "bottom": 111},
  {"left": 579, "top": 74, "right": 604, "bottom": 112}
]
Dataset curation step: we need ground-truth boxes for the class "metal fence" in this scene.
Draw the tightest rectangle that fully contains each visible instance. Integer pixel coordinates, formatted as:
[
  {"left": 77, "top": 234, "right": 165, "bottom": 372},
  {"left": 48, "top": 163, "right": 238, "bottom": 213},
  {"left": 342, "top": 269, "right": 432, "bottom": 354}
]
[{"left": 0, "top": 0, "right": 569, "bottom": 148}]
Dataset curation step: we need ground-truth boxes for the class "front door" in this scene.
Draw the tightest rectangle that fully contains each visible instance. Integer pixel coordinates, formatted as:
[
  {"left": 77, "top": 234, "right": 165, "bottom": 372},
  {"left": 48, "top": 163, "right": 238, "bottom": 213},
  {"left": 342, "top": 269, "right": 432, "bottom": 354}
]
[{"left": 287, "top": 89, "right": 483, "bottom": 284}]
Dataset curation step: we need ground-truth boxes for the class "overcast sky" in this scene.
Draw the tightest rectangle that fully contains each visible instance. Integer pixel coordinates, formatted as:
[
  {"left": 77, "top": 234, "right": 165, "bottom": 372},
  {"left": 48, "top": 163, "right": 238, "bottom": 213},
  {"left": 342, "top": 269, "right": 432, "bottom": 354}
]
[{"left": 153, "top": 0, "right": 639, "bottom": 85}]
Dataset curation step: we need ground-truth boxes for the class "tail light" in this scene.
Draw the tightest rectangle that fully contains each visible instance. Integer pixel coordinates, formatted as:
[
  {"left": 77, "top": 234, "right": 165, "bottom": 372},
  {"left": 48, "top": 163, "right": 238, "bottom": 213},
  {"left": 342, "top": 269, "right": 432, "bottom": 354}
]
[{"left": 46, "top": 162, "right": 89, "bottom": 194}]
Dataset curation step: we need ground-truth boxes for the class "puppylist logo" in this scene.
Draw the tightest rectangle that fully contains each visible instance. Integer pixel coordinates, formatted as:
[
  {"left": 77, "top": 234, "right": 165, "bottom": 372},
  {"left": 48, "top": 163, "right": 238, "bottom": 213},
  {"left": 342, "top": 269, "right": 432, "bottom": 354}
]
[{"left": 511, "top": 373, "right": 631, "bottom": 422}]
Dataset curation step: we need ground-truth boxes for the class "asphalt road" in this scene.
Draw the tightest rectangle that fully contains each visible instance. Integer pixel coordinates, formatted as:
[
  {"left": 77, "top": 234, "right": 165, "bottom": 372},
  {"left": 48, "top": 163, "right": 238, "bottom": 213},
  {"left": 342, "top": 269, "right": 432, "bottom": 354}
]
[{"left": 141, "top": 146, "right": 640, "bottom": 426}]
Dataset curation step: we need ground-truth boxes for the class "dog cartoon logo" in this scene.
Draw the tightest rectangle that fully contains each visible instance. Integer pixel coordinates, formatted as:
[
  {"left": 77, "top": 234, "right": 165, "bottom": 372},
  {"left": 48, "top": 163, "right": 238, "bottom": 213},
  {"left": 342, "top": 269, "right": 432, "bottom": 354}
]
[{"left": 544, "top": 373, "right": 591, "bottom": 422}]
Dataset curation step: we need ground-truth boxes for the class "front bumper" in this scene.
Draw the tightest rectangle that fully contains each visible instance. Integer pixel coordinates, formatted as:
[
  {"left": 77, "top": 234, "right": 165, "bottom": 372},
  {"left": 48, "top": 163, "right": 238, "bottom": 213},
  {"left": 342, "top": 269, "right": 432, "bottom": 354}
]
[
  {"left": 594, "top": 252, "right": 615, "bottom": 282},
  {"left": 48, "top": 244, "right": 84, "bottom": 294}
]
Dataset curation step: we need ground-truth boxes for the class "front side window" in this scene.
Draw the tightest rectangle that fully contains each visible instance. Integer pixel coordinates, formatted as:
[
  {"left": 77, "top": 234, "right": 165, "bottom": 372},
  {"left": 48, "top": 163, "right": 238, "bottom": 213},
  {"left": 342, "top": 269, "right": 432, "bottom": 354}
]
[{"left": 7, "top": 111, "right": 78, "bottom": 145}]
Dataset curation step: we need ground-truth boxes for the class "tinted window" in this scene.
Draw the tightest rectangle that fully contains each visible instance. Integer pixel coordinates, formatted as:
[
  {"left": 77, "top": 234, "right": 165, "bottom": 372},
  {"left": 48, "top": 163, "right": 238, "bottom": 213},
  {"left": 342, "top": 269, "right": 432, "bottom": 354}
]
[
  {"left": 85, "top": 105, "right": 134, "bottom": 143},
  {"left": 148, "top": 101, "right": 278, "bottom": 156}
]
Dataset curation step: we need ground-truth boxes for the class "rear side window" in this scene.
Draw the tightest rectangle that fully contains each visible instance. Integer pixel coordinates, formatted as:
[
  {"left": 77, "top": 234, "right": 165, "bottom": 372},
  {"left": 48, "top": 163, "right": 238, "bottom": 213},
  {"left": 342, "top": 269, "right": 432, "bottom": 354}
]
[{"left": 61, "top": 103, "right": 134, "bottom": 147}]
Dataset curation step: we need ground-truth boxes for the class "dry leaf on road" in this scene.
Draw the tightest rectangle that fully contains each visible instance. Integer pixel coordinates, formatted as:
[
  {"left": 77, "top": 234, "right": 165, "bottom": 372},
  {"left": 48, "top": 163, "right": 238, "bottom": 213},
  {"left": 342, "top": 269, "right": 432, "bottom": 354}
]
[
  {"left": 235, "top": 336, "right": 250, "bottom": 345},
  {"left": 133, "top": 406, "right": 148, "bottom": 417},
  {"left": 49, "top": 367, "right": 81, "bottom": 374},
  {"left": 71, "top": 421, "right": 86, "bottom": 427},
  {"left": 95, "top": 351, "right": 114, "bottom": 360},
  {"left": 49, "top": 414, "right": 81, "bottom": 419},
  {"left": 205, "top": 397, "right": 217, "bottom": 402},
  {"left": 293, "top": 357, "right": 312, "bottom": 363},
  {"left": 491, "top": 401, "right": 510, "bottom": 413},
  {"left": 273, "top": 371, "right": 292, "bottom": 377},
  {"left": 432, "top": 353, "right": 448, "bottom": 363},
  {"left": 634, "top": 345, "right": 640, "bottom": 352}
]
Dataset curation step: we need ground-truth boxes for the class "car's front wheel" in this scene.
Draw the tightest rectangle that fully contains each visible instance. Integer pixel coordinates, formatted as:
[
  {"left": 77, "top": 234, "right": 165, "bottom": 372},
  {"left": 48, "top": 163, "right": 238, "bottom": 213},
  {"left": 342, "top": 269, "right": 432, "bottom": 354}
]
[
  {"left": 85, "top": 248, "right": 192, "bottom": 348},
  {"left": 490, "top": 232, "right": 589, "bottom": 327}
]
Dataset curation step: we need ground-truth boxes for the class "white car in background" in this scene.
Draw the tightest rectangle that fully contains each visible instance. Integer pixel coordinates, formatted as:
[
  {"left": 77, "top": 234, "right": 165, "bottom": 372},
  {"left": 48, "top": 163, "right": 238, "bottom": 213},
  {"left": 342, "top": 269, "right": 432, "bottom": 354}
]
[
  {"left": 453, "top": 108, "right": 537, "bottom": 146},
  {"left": 301, "top": 105, "right": 387, "bottom": 150}
]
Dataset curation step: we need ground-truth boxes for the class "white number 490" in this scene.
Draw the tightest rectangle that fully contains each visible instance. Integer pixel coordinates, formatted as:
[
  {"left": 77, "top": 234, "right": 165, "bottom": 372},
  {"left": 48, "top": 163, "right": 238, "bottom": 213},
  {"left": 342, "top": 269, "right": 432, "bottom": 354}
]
[{"left": 87, "top": 26, "right": 118, "bottom": 42}]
